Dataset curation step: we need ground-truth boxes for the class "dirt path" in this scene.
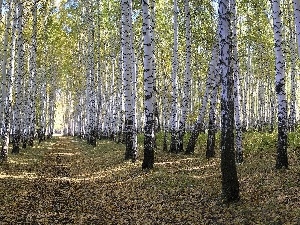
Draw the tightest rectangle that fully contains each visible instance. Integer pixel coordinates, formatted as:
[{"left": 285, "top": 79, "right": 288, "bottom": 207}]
[{"left": 0, "top": 137, "right": 106, "bottom": 224}]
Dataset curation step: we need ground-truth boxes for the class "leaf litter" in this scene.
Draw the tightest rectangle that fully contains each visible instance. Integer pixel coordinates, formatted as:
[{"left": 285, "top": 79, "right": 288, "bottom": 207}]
[{"left": 0, "top": 135, "right": 299, "bottom": 224}]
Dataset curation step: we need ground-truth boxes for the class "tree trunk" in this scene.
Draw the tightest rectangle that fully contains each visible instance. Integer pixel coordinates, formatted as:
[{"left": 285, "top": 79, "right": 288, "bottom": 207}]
[
  {"left": 288, "top": 13, "right": 297, "bottom": 132},
  {"left": 1, "top": 0, "right": 14, "bottom": 161},
  {"left": 142, "top": 0, "right": 154, "bottom": 169},
  {"left": 169, "top": 0, "right": 179, "bottom": 153},
  {"left": 28, "top": 0, "right": 38, "bottom": 147},
  {"left": 12, "top": 0, "right": 24, "bottom": 154},
  {"left": 121, "top": 0, "right": 135, "bottom": 161},
  {"left": 219, "top": 0, "right": 240, "bottom": 203},
  {"left": 230, "top": 0, "right": 243, "bottom": 163},
  {"left": 292, "top": 0, "right": 300, "bottom": 56},
  {"left": 272, "top": 0, "right": 288, "bottom": 169},
  {"left": 185, "top": 45, "right": 218, "bottom": 154},
  {"left": 178, "top": 0, "right": 192, "bottom": 152},
  {"left": 206, "top": 45, "right": 219, "bottom": 159}
]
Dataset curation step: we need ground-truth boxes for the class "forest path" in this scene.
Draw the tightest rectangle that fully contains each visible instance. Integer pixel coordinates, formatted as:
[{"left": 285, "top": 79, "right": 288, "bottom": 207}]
[
  {"left": 0, "top": 137, "right": 113, "bottom": 224},
  {"left": 0, "top": 136, "right": 299, "bottom": 224}
]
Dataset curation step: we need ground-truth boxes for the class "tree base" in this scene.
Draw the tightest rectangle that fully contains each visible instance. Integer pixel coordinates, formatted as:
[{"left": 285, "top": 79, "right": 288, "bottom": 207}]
[{"left": 12, "top": 145, "right": 20, "bottom": 154}]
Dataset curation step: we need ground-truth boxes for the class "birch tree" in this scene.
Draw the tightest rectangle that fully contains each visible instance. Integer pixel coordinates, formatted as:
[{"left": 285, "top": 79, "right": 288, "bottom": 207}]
[
  {"left": 185, "top": 45, "right": 218, "bottom": 154},
  {"left": 142, "top": 0, "right": 154, "bottom": 170},
  {"left": 169, "top": 0, "right": 179, "bottom": 153},
  {"left": 12, "top": 0, "right": 25, "bottom": 154},
  {"left": 292, "top": 0, "right": 300, "bottom": 56},
  {"left": 206, "top": 44, "right": 219, "bottom": 158},
  {"left": 288, "top": 4, "right": 297, "bottom": 132},
  {"left": 178, "top": 0, "right": 192, "bottom": 152},
  {"left": 219, "top": 0, "right": 240, "bottom": 202},
  {"left": 121, "top": 0, "right": 137, "bottom": 162},
  {"left": 230, "top": 0, "right": 243, "bottom": 163},
  {"left": 272, "top": 0, "right": 288, "bottom": 169},
  {"left": 1, "top": 0, "right": 16, "bottom": 161},
  {"left": 27, "top": 0, "right": 38, "bottom": 147},
  {"left": 84, "top": 1, "right": 97, "bottom": 146}
]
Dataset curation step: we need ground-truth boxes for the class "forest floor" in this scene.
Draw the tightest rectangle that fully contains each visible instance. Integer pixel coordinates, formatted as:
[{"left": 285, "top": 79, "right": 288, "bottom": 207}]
[{"left": 0, "top": 134, "right": 299, "bottom": 224}]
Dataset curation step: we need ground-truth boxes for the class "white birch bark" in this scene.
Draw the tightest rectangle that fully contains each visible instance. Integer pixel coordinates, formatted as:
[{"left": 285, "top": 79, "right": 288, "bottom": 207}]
[
  {"left": 230, "top": 0, "right": 243, "bottom": 163},
  {"left": 289, "top": 15, "right": 297, "bottom": 132},
  {"left": 170, "top": 0, "right": 179, "bottom": 153},
  {"left": 121, "top": 0, "right": 135, "bottom": 161},
  {"left": 178, "top": 0, "right": 192, "bottom": 152},
  {"left": 272, "top": 0, "right": 288, "bottom": 169},
  {"left": 129, "top": 0, "right": 137, "bottom": 160},
  {"left": 47, "top": 70, "right": 56, "bottom": 138},
  {"left": 12, "top": 0, "right": 24, "bottom": 153},
  {"left": 142, "top": 0, "right": 154, "bottom": 169},
  {"left": 292, "top": 0, "right": 300, "bottom": 56},
  {"left": 28, "top": 0, "right": 38, "bottom": 147},
  {"left": 1, "top": 0, "right": 15, "bottom": 160},
  {"left": 185, "top": 45, "right": 218, "bottom": 154},
  {"left": 241, "top": 45, "right": 251, "bottom": 131},
  {"left": 219, "top": 0, "right": 239, "bottom": 202},
  {"left": 96, "top": 22, "right": 102, "bottom": 139},
  {"left": 38, "top": 68, "right": 47, "bottom": 142},
  {"left": 84, "top": 2, "right": 97, "bottom": 146},
  {"left": 206, "top": 43, "right": 220, "bottom": 158}
]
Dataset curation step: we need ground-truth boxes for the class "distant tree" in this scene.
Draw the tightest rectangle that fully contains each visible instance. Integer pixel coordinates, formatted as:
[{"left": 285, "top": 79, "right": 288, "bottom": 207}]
[
  {"left": 289, "top": 2, "right": 297, "bottom": 132},
  {"left": 185, "top": 46, "right": 217, "bottom": 155},
  {"left": 292, "top": 0, "right": 300, "bottom": 56}
]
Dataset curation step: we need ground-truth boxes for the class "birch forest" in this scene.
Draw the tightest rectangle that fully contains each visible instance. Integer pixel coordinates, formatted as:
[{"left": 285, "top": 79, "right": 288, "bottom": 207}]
[{"left": 0, "top": 0, "right": 299, "bottom": 224}]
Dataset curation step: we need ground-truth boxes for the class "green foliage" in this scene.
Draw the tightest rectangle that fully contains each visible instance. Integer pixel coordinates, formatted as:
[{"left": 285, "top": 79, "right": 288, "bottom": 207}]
[
  {"left": 288, "top": 131, "right": 300, "bottom": 150},
  {"left": 243, "top": 131, "right": 277, "bottom": 153}
]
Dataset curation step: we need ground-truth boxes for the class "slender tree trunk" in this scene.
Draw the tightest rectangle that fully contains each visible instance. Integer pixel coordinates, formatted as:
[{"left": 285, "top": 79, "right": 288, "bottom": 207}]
[
  {"left": 121, "top": 0, "right": 135, "bottom": 160},
  {"left": 206, "top": 44, "right": 219, "bottom": 158},
  {"left": 272, "top": 0, "right": 288, "bottom": 169},
  {"left": 28, "top": 0, "right": 38, "bottom": 147},
  {"left": 289, "top": 13, "right": 297, "bottom": 132},
  {"left": 84, "top": 2, "right": 97, "bottom": 147},
  {"left": 95, "top": 2, "right": 102, "bottom": 139},
  {"left": 12, "top": 0, "right": 24, "bottom": 154},
  {"left": 219, "top": 0, "right": 240, "bottom": 203},
  {"left": 47, "top": 75, "right": 56, "bottom": 139},
  {"left": 142, "top": 0, "right": 154, "bottom": 169},
  {"left": 230, "top": 0, "right": 243, "bottom": 163},
  {"left": 178, "top": 0, "right": 192, "bottom": 152},
  {"left": 169, "top": 0, "right": 179, "bottom": 153},
  {"left": 151, "top": 0, "right": 160, "bottom": 150},
  {"left": 1, "top": 0, "right": 15, "bottom": 161},
  {"left": 185, "top": 45, "right": 218, "bottom": 154},
  {"left": 292, "top": 0, "right": 300, "bottom": 56},
  {"left": 162, "top": 70, "right": 169, "bottom": 151},
  {"left": 129, "top": 1, "right": 138, "bottom": 161}
]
